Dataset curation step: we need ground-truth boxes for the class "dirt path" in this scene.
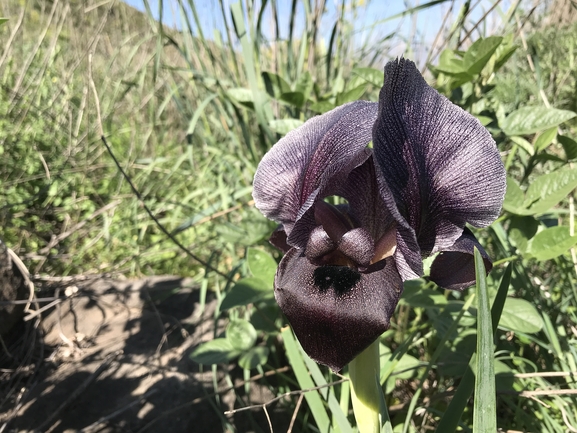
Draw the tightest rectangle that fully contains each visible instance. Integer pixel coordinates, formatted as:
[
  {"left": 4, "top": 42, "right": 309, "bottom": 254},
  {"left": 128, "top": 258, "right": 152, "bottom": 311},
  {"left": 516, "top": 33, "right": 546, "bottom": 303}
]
[{"left": 1, "top": 276, "right": 286, "bottom": 433}]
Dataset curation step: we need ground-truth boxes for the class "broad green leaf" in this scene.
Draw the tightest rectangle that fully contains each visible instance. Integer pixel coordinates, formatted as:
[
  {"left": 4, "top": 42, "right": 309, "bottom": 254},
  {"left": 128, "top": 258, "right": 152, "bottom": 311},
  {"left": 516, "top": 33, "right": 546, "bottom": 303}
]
[
  {"left": 336, "top": 84, "right": 367, "bottom": 105},
  {"left": 501, "top": 106, "right": 576, "bottom": 136},
  {"left": 309, "top": 100, "right": 335, "bottom": 113},
  {"left": 494, "top": 38, "right": 518, "bottom": 72},
  {"left": 269, "top": 118, "right": 303, "bottom": 135},
  {"left": 502, "top": 177, "right": 527, "bottom": 214},
  {"left": 189, "top": 338, "right": 240, "bottom": 364},
  {"left": 463, "top": 36, "right": 503, "bottom": 75},
  {"left": 279, "top": 91, "right": 305, "bottom": 108},
  {"left": 510, "top": 136, "right": 534, "bottom": 156},
  {"left": 352, "top": 67, "right": 384, "bottom": 86},
  {"left": 499, "top": 298, "right": 543, "bottom": 333},
  {"left": 508, "top": 216, "right": 539, "bottom": 253},
  {"left": 0, "top": 18, "right": 8, "bottom": 26},
  {"left": 474, "top": 115, "right": 493, "bottom": 126},
  {"left": 559, "top": 135, "right": 577, "bottom": 160},
  {"left": 247, "top": 248, "right": 277, "bottom": 287},
  {"left": 473, "top": 248, "right": 496, "bottom": 433},
  {"left": 436, "top": 49, "right": 467, "bottom": 75},
  {"left": 220, "top": 277, "right": 273, "bottom": 310},
  {"left": 524, "top": 168, "right": 577, "bottom": 214},
  {"left": 533, "top": 127, "right": 557, "bottom": 153},
  {"left": 526, "top": 226, "right": 577, "bottom": 261},
  {"left": 238, "top": 346, "right": 269, "bottom": 370},
  {"left": 227, "top": 87, "right": 254, "bottom": 103},
  {"left": 261, "top": 71, "right": 291, "bottom": 97},
  {"left": 226, "top": 319, "right": 257, "bottom": 351}
]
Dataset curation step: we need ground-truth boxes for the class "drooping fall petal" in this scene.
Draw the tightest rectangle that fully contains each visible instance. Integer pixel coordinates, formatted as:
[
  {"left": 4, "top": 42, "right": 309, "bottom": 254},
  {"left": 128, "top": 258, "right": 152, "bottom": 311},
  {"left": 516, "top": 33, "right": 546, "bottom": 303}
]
[
  {"left": 372, "top": 58, "right": 506, "bottom": 274},
  {"left": 429, "top": 228, "right": 493, "bottom": 291},
  {"left": 275, "top": 248, "right": 403, "bottom": 372}
]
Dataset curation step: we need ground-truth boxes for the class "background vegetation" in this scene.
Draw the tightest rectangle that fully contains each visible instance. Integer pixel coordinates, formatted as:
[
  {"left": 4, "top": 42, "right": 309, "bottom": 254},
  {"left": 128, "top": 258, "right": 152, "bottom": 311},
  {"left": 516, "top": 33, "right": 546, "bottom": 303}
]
[{"left": 1, "top": 0, "right": 577, "bottom": 431}]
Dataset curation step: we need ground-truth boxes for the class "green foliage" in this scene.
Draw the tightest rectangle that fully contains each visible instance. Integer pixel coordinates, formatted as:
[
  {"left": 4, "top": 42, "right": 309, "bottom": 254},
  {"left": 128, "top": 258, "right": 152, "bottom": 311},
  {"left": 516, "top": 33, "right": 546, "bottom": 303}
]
[{"left": 3, "top": 0, "right": 577, "bottom": 431}]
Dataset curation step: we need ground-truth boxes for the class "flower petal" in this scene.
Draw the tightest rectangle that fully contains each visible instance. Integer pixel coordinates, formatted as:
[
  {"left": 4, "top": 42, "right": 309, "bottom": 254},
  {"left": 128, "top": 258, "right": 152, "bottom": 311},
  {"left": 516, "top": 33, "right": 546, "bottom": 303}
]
[
  {"left": 373, "top": 58, "right": 506, "bottom": 257},
  {"left": 429, "top": 228, "right": 492, "bottom": 291},
  {"left": 253, "top": 101, "right": 378, "bottom": 245},
  {"left": 275, "top": 248, "right": 403, "bottom": 372}
]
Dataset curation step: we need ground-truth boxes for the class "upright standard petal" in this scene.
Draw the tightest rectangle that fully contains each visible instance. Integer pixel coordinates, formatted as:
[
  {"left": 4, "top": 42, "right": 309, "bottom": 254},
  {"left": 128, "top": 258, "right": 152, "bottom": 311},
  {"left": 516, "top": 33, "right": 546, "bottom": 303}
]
[
  {"left": 253, "top": 101, "right": 378, "bottom": 247},
  {"left": 275, "top": 248, "right": 403, "bottom": 372},
  {"left": 373, "top": 58, "right": 506, "bottom": 258}
]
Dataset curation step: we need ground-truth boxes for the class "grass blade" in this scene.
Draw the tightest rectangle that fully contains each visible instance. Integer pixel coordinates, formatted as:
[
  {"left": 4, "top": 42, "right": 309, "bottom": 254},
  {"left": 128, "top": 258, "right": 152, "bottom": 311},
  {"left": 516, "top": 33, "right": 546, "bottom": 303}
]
[
  {"left": 435, "top": 263, "right": 512, "bottom": 433},
  {"left": 281, "top": 327, "right": 331, "bottom": 433},
  {"left": 473, "top": 247, "right": 497, "bottom": 432}
]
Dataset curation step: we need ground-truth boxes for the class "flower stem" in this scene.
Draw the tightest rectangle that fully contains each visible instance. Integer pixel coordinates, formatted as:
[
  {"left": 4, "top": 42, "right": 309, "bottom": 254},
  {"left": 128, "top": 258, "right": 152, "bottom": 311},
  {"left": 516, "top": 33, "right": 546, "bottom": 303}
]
[{"left": 349, "top": 340, "right": 386, "bottom": 433}]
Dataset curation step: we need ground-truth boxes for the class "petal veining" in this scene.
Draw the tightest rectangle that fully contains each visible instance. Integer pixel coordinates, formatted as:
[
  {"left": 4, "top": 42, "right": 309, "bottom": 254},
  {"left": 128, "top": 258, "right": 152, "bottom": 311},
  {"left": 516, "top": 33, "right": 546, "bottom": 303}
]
[
  {"left": 373, "top": 58, "right": 506, "bottom": 256},
  {"left": 253, "top": 101, "right": 378, "bottom": 243}
]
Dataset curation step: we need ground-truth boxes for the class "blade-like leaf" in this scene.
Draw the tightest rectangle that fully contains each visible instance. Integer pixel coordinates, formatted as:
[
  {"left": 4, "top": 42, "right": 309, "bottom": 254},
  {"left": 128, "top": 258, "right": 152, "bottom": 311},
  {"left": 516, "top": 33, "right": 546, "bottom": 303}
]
[
  {"left": 473, "top": 248, "right": 496, "bottom": 433},
  {"left": 434, "top": 265, "right": 511, "bottom": 433},
  {"left": 281, "top": 328, "right": 331, "bottom": 433}
]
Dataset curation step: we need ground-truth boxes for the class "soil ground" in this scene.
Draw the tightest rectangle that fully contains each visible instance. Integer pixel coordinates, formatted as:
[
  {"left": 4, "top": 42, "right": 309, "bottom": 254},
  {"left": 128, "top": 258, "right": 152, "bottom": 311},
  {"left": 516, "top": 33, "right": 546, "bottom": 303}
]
[{"left": 0, "top": 276, "right": 290, "bottom": 433}]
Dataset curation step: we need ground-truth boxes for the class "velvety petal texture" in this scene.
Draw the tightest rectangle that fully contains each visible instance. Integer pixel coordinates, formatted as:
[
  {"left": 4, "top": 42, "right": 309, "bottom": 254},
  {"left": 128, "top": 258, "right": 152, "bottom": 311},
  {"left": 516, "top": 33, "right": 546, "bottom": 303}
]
[
  {"left": 373, "top": 58, "right": 506, "bottom": 260},
  {"left": 275, "top": 249, "right": 402, "bottom": 372},
  {"left": 429, "top": 228, "right": 492, "bottom": 291},
  {"left": 252, "top": 57, "right": 506, "bottom": 372},
  {"left": 253, "top": 101, "right": 378, "bottom": 248}
]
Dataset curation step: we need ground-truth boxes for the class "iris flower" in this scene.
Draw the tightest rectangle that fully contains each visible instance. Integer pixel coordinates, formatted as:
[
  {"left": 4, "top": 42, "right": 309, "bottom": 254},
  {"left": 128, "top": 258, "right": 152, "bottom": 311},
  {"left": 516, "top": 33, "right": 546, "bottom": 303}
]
[{"left": 253, "top": 58, "right": 506, "bottom": 372}]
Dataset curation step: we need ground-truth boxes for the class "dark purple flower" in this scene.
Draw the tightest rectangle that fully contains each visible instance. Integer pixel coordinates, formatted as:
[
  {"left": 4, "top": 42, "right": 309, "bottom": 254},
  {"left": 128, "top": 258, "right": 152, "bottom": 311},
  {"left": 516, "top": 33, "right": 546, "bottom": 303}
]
[{"left": 253, "top": 58, "right": 506, "bottom": 372}]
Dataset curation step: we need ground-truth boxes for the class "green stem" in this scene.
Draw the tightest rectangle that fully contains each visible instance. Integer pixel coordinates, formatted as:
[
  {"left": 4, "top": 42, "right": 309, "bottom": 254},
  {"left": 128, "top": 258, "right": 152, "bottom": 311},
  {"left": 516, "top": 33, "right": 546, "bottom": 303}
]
[{"left": 349, "top": 340, "right": 385, "bottom": 433}]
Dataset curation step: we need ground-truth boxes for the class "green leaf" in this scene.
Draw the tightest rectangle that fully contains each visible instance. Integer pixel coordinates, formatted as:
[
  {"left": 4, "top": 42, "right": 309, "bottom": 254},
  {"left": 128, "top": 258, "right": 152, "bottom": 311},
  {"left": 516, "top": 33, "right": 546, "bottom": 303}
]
[
  {"left": 336, "top": 84, "right": 367, "bottom": 105},
  {"left": 526, "top": 226, "right": 577, "bottom": 261},
  {"left": 494, "top": 42, "right": 518, "bottom": 72},
  {"left": 510, "top": 136, "right": 534, "bottom": 156},
  {"left": 499, "top": 298, "right": 544, "bottom": 333},
  {"left": 189, "top": 338, "right": 240, "bottom": 364},
  {"left": 500, "top": 106, "right": 576, "bottom": 136},
  {"left": 295, "top": 71, "right": 313, "bottom": 99},
  {"left": 238, "top": 346, "right": 270, "bottom": 370},
  {"left": 279, "top": 91, "right": 305, "bottom": 108},
  {"left": 559, "top": 135, "right": 577, "bottom": 160},
  {"left": 351, "top": 67, "right": 384, "bottom": 86},
  {"left": 309, "top": 100, "right": 335, "bottom": 113},
  {"left": 220, "top": 277, "right": 273, "bottom": 310},
  {"left": 473, "top": 248, "right": 496, "bottom": 433},
  {"left": 269, "top": 118, "right": 304, "bottom": 135},
  {"left": 463, "top": 36, "right": 503, "bottom": 75},
  {"left": 226, "top": 319, "right": 257, "bottom": 351},
  {"left": 436, "top": 49, "right": 467, "bottom": 75},
  {"left": 261, "top": 71, "right": 291, "bottom": 97},
  {"left": 281, "top": 328, "right": 331, "bottom": 433},
  {"left": 435, "top": 265, "right": 511, "bottom": 433},
  {"left": 0, "top": 18, "right": 8, "bottom": 26},
  {"left": 247, "top": 247, "right": 277, "bottom": 287},
  {"left": 227, "top": 87, "right": 254, "bottom": 103},
  {"left": 533, "top": 127, "right": 557, "bottom": 153},
  {"left": 502, "top": 177, "right": 527, "bottom": 214},
  {"left": 524, "top": 168, "right": 577, "bottom": 214}
]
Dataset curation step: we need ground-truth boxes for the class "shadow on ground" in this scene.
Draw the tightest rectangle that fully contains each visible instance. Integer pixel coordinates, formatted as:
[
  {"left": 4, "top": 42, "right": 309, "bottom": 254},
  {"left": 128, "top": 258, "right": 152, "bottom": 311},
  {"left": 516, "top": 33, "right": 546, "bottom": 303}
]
[{"left": 1, "top": 276, "right": 290, "bottom": 433}]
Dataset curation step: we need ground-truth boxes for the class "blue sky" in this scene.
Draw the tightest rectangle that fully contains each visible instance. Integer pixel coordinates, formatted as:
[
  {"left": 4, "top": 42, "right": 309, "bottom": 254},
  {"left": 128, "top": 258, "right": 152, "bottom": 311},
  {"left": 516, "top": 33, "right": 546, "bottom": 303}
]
[{"left": 121, "top": 0, "right": 509, "bottom": 62}]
